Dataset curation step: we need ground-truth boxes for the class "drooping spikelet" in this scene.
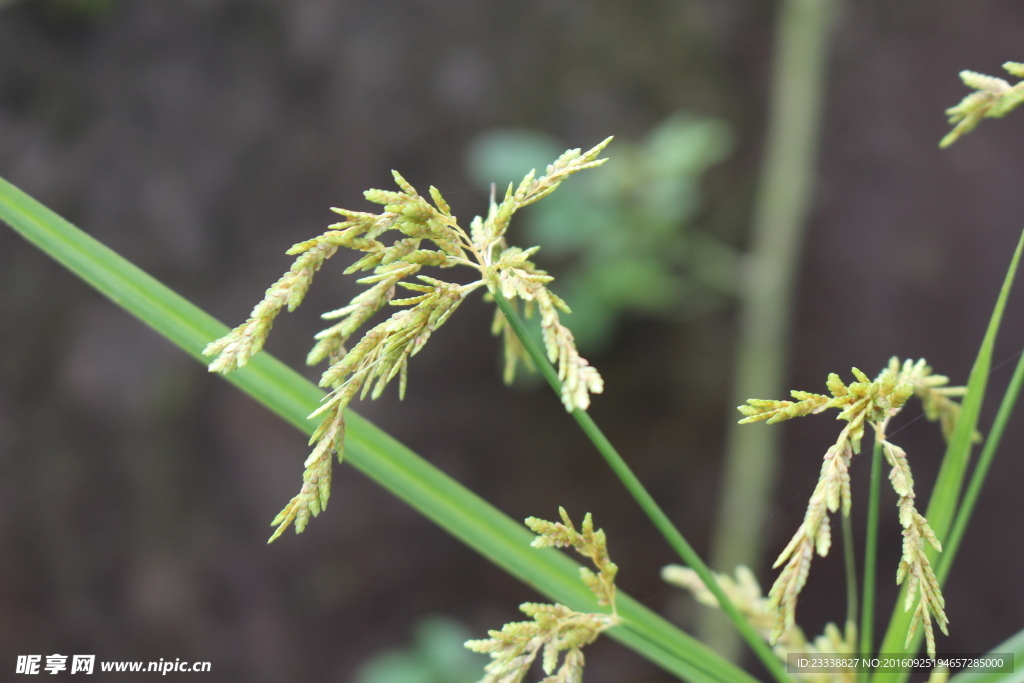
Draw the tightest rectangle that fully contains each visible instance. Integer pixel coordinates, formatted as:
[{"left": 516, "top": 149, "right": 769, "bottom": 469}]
[
  {"left": 941, "top": 62, "right": 1024, "bottom": 147},
  {"left": 465, "top": 509, "right": 619, "bottom": 683},
  {"left": 204, "top": 140, "right": 612, "bottom": 541},
  {"left": 737, "top": 358, "right": 964, "bottom": 657}
]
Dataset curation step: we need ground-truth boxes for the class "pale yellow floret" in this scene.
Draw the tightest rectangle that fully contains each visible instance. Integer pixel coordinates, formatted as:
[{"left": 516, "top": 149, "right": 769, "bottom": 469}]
[
  {"left": 202, "top": 140, "right": 612, "bottom": 541},
  {"left": 734, "top": 359, "right": 963, "bottom": 657},
  {"left": 466, "top": 509, "right": 619, "bottom": 683}
]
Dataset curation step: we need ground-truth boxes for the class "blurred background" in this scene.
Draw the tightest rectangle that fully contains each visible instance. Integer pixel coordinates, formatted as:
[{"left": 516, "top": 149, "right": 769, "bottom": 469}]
[{"left": 2, "top": 1, "right": 1024, "bottom": 681}]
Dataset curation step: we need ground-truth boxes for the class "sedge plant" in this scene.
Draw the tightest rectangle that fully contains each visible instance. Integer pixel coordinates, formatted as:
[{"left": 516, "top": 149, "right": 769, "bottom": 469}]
[
  {"left": 672, "top": 360, "right": 966, "bottom": 662},
  {"left": 201, "top": 136, "right": 788, "bottom": 681},
  {"left": 3, "top": 59, "right": 1024, "bottom": 683},
  {"left": 670, "top": 58, "right": 1024, "bottom": 682},
  {"left": 0, "top": 162, "right": 752, "bottom": 683}
]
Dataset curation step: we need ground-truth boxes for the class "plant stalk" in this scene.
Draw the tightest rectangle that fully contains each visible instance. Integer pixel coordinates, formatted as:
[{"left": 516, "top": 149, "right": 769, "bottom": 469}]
[
  {"left": 706, "top": 0, "right": 835, "bottom": 660},
  {"left": 492, "top": 290, "right": 791, "bottom": 683},
  {"left": 859, "top": 436, "right": 883, "bottom": 658},
  {"left": 841, "top": 508, "right": 858, "bottom": 644}
]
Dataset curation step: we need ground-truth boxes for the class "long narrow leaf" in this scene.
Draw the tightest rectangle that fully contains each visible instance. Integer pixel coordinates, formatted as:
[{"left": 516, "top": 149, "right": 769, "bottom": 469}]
[
  {"left": 0, "top": 175, "right": 758, "bottom": 683},
  {"left": 948, "top": 627, "right": 1024, "bottom": 683},
  {"left": 873, "top": 230, "right": 1024, "bottom": 683},
  {"left": 939, "top": 340, "right": 1024, "bottom": 584}
]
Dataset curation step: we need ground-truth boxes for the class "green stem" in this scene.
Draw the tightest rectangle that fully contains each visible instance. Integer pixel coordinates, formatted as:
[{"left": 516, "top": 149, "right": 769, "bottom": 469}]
[
  {"left": 859, "top": 436, "right": 883, "bottom": 658},
  {"left": 492, "top": 290, "right": 791, "bottom": 683},
  {"left": 707, "top": 0, "right": 835, "bottom": 660},
  {"left": 841, "top": 509, "right": 858, "bottom": 644},
  {"left": 939, "top": 347, "right": 1024, "bottom": 584}
]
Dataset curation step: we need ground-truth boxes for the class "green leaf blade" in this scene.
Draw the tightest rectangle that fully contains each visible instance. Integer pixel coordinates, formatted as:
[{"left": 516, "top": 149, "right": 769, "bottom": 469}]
[{"left": 948, "top": 627, "right": 1024, "bottom": 683}]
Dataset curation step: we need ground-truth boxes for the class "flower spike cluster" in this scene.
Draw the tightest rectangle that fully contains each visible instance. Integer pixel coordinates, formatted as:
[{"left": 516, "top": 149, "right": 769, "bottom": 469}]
[
  {"left": 940, "top": 61, "right": 1024, "bottom": 147},
  {"left": 203, "top": 139, "right": 611, "bottom": 541},
  {"left": 738, "top": 358, "right": 966, "bottom": 657},
  {"left": 465, "top": 508, "right": 619, "bottom": 683},
  {"left": 663, "top": 564, "right": 857, "bottom": 683}
]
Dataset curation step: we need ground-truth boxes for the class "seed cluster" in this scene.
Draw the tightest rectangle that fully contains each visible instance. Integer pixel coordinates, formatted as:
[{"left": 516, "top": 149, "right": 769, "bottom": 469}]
[{"left": 204, "top": 139, "right": 612, "bottom": 541}]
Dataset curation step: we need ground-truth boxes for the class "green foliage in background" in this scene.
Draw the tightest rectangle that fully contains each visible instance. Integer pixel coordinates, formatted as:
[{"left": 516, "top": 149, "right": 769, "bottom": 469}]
[
  {"left": 354, "top": 616, "right": 484, "bottom": 683},
  {"left": 465, "top": 114, "right": 735, "bottom": 351}
]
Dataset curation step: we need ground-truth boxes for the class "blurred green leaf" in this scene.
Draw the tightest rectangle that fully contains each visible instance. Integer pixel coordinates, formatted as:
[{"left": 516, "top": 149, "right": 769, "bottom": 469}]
[
  {"left": 465, "top": 130, "right": 563, "bottom": 189},
  {"left": 948, "top": 626, "right": 1024, "bottom": 683},
  {"left": 644, "top": 114, "right": 734, "bottom": 177},
  {"left": 416, "top": 616, "right": 484, "bottom": 681},
  {"left": 355, "top": 615, "right": 483, "bottom": 683},
  {"left": 465, "top": 115, "right": 736, "bottom": 352},
  {"left": 356, "top": 652, "right": 433, "bottom": 683}
]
